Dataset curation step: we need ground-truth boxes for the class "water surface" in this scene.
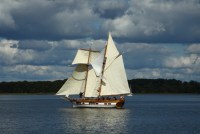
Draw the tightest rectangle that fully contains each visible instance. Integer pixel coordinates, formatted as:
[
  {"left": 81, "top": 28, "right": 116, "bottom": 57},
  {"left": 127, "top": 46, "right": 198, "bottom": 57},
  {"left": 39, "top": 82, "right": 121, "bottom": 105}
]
[{"left": 0, "top": 94, "right": 200, "bottom": 134}]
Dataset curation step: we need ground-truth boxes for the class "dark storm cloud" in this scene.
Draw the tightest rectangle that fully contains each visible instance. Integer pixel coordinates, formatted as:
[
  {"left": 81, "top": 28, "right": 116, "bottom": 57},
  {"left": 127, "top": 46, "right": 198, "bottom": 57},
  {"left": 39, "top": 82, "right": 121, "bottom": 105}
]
[
  {"left": 0, "top": 0, "right": 100, "bottom": 40},
  {"left": 92, "top": 0, "right": 128, "bottom": 19},
  {"left": 0, "top": 0, "right": 200, "bottom": 42},
  {"left": 102, "top": 0, "right": 200, "bottom": 43}
]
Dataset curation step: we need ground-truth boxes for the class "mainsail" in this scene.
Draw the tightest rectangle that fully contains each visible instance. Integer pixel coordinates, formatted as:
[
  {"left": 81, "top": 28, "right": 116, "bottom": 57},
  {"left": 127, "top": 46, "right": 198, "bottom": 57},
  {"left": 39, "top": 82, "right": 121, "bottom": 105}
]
[
  {"left": 100, "top": 33, "right": 130, "bottom": 96},
  {"left": 56, "top": 33, "right": 131, "bottom": 98},
  {"left": 100, "top": 55, "right": 130, "bottom": 96}
]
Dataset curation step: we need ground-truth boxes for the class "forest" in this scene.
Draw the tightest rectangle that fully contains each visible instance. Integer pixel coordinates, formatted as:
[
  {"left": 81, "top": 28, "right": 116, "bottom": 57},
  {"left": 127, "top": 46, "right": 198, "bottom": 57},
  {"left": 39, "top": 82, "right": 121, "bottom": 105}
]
[{"left": 0, "top": 79, "right": 200, "bottom": 94}]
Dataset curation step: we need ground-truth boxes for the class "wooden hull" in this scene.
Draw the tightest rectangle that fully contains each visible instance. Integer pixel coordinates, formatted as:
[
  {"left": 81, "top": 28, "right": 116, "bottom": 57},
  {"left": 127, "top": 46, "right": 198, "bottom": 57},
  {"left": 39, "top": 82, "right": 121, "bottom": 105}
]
[{"left": 68, "top": 98, "right": 125, "bottom": 108}]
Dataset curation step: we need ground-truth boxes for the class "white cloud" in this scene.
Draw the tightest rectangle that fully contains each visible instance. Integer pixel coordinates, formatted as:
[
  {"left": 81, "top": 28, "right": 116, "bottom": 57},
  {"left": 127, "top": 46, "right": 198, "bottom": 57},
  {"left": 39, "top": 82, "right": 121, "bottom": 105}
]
[
  {"left": 0, "top": 39, "right": 18, "bottom": 65},
  {"left": 126, "top": 67, "right": 200, "bottom": 82},
  {"left": 0, "top": 39, "right": 37, "bottom": 65},
  {"left": 0, "top": 0, "right": 21, "bottom": 30},
  {"left": 164, "top": 56, "right": 193, "bottom": 68},
  {"left": 1, "top": 64, "right": 73, "bottom": 81},
  {"left": 186, "top": 44, "right": 200, "bottom": 54}
]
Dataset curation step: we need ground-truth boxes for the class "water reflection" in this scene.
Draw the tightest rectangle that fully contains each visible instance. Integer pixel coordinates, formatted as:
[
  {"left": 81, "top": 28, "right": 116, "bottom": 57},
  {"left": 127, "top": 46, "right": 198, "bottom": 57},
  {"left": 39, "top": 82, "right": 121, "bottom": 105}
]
[{"left": 59, "top": 108, "right": 130, "bottom": 134}]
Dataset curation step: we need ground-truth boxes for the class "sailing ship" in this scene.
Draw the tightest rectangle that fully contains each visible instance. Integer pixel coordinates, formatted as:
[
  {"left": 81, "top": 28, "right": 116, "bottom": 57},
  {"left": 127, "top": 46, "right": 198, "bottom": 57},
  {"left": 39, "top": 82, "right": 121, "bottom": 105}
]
[{"left": 56, "top": 33, "right": 132, "bottom": 108}]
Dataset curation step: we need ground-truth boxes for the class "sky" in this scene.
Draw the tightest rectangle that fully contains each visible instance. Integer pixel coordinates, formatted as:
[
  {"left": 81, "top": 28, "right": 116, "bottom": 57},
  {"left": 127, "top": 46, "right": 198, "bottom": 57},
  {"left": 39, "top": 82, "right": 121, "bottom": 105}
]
[{"left": 0, "top": 0, "right": 200, "bottom": 82}]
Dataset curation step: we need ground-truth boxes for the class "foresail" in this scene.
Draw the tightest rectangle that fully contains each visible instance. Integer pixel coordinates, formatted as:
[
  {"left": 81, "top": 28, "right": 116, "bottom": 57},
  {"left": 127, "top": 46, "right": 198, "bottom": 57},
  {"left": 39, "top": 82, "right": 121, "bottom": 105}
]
[
  {"left": 100, "top": 55, "right": 131, "bottom": 96},
  {"left": 56, "top": 65, "right": 87, "bottom": 96},
  {"left": 72, "top": 49, "right": 100, "bottom": 65}
]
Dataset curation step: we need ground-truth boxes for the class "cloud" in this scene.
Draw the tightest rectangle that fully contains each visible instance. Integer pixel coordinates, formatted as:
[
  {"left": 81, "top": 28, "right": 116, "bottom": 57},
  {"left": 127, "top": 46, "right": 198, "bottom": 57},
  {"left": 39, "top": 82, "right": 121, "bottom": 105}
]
[
  {"left": 0, "top": 38, "right": 200, "bottom": 82},
  {"left": 16, "top": 40, "right": 53, "bottom": 51},
  {"left": 0, "top": 38, "right": 105, "bottom": 66},
  {"left": 0, "top": 0, "right": 200, "bottom": 82},
  {"left": 186, "top": 44, "right": 200, "bottom": 54},
  {"left": 0, "top": 0, "right": 200, "bottom": 42},
  {"left": 1, "top": 64, "right": 73, "bottom": 81},
  {"left": 122, "top": 43, "right": 200, "bottom": 81},
  {"left": 121, "top": 43, "right": 170, "bottom": 69},
  {"left": 164, "top": 56, "right": 194, "bottom": 68},
  {"left": 0, "top": 39, "right": 19, "bottom": 65},
  {"left": 92, "top": 0, "right": 128, "bottom": 19},
  {"left": 0, "top": 0, "right": 20, "bottom": 30},
  {"left": 0, "top": 39, "right": 61, "bottom": 66},
  {"left": 127, "top": 67, "right": 200, "bottom": 82},
  {"left": 0, "top": 38, "right": 107, "bottom": 81},
  {"left": 101, "top": 0, "right": 200, "bottom": 42}
]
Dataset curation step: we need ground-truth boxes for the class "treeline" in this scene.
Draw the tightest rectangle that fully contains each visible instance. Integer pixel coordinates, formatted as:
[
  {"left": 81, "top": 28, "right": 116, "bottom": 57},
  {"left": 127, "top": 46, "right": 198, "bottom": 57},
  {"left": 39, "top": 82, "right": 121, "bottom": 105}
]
[
  {"left": 0, "top": 79, "right": 199, "bottom": 94},
  {"left": 129, "top": 79, "right": 200, "bottom": 93},
  {"left": 0, "top": 80, "right": 66, "bottom": 94}
]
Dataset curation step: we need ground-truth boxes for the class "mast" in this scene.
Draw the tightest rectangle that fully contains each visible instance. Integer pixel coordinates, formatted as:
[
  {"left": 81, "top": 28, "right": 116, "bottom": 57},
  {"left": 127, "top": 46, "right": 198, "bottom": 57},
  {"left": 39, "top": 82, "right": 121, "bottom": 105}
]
[
  {"left": 83, "top": 48, "right": 91, "bottom": 97},
  {"left": 98, "top": 38, "right": 108, "bottom": 97}
]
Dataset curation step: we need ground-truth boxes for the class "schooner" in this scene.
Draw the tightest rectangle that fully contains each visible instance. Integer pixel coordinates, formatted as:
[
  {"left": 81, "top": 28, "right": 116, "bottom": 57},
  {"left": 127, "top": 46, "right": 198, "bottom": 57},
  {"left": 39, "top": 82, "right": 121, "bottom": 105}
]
[{"left": 56, "top": 33, "right": 132, "bottom": 108}]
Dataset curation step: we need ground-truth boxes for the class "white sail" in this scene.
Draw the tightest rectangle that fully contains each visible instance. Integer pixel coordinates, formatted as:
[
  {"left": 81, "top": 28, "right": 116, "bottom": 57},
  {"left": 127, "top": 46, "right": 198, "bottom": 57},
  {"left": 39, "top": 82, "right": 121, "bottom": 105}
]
[
  {"left": 84, "top": 68, "right": 100, "bottom": 97},
  {"left": 99, "top": 33, "right": 131, "bottom": 96},
  {"left": 104, "top": 32, "right": 120, "bottom": 70},
  {"left": 56, "top": 64, "right": 87, "bottom": 96},
  {"left": 90, "top": 48, "right": 105, "bottom": 76},
  {"left": 100, "top": 55, "right": 130, "bottom": 96},
  {"left": 72, "top": 49, "right": 100, "bottom": 65}
]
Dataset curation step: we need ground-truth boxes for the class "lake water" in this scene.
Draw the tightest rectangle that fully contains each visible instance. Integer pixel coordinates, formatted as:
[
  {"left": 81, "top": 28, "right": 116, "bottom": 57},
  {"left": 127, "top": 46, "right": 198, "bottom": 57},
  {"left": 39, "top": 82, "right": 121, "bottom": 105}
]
[{"left": 0, "top": 94, "right": 200, "bottom": 134}]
